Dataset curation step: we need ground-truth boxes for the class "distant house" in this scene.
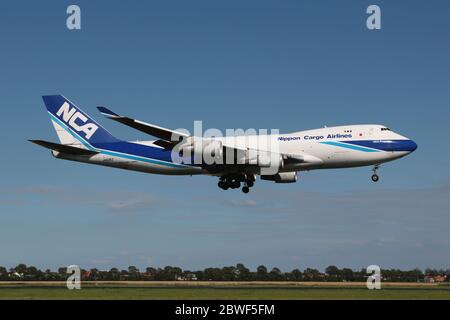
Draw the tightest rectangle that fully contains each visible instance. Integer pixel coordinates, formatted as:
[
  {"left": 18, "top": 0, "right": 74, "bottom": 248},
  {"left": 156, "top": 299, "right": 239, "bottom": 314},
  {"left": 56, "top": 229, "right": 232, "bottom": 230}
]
[
  {"left": 424, "top": 275, "right": 447, "bottom": 283},
  {"left": 177, "top": 273, "right": 198, "bottom": 281}
]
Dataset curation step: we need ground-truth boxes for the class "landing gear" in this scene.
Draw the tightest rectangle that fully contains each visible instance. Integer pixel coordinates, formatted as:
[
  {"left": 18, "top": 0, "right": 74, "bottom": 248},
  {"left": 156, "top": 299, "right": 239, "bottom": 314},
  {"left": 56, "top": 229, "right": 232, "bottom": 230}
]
[
  {"left": 218, "top": 180, "right": 229, "bottom": 190},
  {"left": 231, "top": 180, "right": 241, "bottom": 189},
  {"left": 217, "top": 177, "right": 240, "bottom": 190},
  {"left": 371, "top": 165, "right": 380, "bottom": 182},
  {"left": 218, "top": 174, "right": 255, "bottom": 193}
]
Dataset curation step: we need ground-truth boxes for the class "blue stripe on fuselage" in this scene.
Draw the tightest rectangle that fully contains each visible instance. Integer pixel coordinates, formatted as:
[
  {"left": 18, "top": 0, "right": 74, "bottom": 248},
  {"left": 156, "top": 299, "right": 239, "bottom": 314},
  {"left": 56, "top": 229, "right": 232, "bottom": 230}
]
[
  {"left": 49, "top": 112, "right": 191, "bottom": 168},
  {"left": 320, "top": 141, "right": 380, "bottom": 152},
  {"left": 93, "top": 141, "right": 175, "bottom": 163},
  {"left": 342, "top": 140, "right": 417, "bottom": 152}
]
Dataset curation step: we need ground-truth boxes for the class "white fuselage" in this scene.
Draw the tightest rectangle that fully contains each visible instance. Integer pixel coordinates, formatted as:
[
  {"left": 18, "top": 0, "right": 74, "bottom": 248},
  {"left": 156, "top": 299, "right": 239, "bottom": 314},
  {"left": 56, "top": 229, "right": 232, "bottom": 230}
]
[
  {"left": 220, "top": 124, "right": 414, "bottom": 171},
  {"left": 53, "top": 124, "right": 417, "bottom": 177},
  {"left": 36, "top": 95, "right": 418, "bottom": 192}
]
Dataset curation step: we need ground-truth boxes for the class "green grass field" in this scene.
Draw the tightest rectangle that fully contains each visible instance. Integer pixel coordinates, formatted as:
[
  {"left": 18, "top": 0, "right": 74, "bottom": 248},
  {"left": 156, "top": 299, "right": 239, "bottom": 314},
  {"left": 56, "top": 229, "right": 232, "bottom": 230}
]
[
  {"left": 0, "top": 282, "right": 449, "bottom": 299},
  {"left": 2, "top": 287, "right": 450, "bottom": 300}
]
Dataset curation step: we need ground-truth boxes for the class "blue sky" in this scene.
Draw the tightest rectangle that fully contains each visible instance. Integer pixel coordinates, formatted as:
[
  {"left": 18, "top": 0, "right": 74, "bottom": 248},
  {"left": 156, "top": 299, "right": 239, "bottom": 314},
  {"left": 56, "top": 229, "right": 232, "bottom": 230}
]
[{"left": 0, "top": 0, "right": 449, "bottom": 272}]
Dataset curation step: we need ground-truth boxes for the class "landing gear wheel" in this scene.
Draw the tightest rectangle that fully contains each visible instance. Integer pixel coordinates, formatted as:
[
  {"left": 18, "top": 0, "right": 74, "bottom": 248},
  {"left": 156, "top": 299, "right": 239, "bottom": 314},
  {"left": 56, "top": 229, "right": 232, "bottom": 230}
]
[
  {"left": 371, "top": 165, "right": 380, "bottom": 182},
  {"left": 218, "top": 181, "right": 229, "bottom": 190},
  {"left": 246, "top": 180, "right": 254, "bottom": 188},
  {"left": 231, "top": 180, "right": 241, "bottom": 189},
  {"left": 242, "top": 186, "right": 250, "bottom": 194}
]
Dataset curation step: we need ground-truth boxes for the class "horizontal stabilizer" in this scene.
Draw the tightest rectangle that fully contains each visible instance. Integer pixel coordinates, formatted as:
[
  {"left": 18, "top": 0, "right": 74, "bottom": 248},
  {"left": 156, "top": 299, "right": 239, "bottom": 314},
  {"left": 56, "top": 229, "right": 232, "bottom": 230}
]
[
  {"left": 29, "top": 140, "right": 99, "bottom": 156},
  {"left": 97, "top": 106, "right": 188, "bottom": 142}
]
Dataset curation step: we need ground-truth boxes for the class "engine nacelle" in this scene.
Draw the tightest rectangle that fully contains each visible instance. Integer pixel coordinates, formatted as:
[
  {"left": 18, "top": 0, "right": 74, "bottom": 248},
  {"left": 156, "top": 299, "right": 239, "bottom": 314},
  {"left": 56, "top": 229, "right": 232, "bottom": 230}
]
[
  {"left": 261, "top": 172, "right": 297, "bottom": 183},
  {"left": 247, "top": 151, "right": 284, "bottom": 169},
  {"left": 178, "top": 138, "right": 223, "bottom": 164}
]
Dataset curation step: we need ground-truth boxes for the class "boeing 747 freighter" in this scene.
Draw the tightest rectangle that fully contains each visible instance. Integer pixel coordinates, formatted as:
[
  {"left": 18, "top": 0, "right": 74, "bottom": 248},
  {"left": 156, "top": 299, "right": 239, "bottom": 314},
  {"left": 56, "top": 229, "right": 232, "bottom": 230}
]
[{"left": 31, "top": 95, "right": 417, "bottom": 193}]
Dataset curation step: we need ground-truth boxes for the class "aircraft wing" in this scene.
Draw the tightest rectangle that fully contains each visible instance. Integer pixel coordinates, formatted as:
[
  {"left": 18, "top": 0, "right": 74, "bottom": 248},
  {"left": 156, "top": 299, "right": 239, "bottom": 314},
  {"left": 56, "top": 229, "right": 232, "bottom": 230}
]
[
  {"left": 97, "top": 106, "right": 189, "bottom": 142},
  {"left": 96, "top": 106, "right": 321, "bottom": 165}
]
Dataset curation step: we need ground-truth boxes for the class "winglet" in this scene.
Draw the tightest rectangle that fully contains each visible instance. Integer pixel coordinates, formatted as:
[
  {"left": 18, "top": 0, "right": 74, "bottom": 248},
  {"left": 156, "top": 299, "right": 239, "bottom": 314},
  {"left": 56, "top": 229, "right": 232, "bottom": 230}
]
[{"left": 97, "top": 106, "right": 120, "bottom": 118}]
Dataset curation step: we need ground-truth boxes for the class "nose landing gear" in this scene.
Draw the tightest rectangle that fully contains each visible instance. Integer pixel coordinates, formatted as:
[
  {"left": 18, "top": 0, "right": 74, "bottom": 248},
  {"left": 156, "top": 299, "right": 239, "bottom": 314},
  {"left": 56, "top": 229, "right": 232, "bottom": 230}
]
[{"left": 371, "top": 165, "right": 380, "bottom": 182}]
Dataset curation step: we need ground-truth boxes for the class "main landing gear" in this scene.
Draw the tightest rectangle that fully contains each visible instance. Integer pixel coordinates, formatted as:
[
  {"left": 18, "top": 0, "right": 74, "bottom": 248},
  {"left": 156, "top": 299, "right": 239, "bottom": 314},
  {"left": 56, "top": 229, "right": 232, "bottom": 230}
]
[
  {"left": 371, "top": 165, "right": 380, "bottom": 182},
  {"left": 218, "top": 174, "right": 255, "bottom": 193}
]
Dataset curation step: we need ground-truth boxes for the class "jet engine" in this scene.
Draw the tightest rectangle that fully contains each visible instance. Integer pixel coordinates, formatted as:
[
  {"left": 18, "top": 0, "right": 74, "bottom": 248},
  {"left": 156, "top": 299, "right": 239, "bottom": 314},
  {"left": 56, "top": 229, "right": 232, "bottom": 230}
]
[
  {"left": 178, "top": 138, "right": 223, "bottom": 164},
  {"left": 261, "top": 172, "right": 297, "bottom": 183},
  {"left": 247, "top": 151, "right": 284, "bottom": 169}
]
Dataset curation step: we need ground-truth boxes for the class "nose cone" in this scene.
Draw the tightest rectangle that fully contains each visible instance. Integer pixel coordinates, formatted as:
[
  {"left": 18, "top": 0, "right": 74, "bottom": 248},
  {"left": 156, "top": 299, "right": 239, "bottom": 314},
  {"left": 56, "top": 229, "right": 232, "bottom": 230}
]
[
  {"left": 409, "top": 140, "right": 418, "bottom": 152},
  {"left": 390, "top": 139, "right": 417, "bottom": 152},
  {"left": 399, "top": 139, "right": 417, "bottom": 152}
]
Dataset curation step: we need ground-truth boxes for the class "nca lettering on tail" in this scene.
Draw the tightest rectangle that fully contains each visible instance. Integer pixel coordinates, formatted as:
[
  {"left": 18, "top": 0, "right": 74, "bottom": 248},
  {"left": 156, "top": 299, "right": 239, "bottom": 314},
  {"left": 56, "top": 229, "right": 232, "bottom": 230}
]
[{"left": 56, "top": 102, "right": 98, "bottom": 139}]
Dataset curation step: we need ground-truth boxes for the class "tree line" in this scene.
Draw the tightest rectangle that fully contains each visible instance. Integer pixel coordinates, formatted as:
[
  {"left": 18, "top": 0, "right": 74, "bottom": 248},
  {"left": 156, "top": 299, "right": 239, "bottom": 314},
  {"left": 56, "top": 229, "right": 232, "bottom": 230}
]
[{"left": 0, "top": 264, "right": 448, "bottom": 282}]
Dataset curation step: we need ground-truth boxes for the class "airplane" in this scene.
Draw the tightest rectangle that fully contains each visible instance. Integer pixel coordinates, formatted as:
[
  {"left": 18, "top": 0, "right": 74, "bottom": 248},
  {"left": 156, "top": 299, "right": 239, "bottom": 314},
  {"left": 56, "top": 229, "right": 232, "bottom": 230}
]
[{"left": 30, "top": 95, "right": 417, "bottom": 193}]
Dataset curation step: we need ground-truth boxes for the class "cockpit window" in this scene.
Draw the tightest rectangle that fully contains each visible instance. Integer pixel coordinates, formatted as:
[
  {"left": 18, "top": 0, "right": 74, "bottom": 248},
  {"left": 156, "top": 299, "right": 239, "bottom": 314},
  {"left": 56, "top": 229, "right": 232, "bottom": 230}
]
[{"left": 381, "top": 127, "right": 390, "bottom": 131}]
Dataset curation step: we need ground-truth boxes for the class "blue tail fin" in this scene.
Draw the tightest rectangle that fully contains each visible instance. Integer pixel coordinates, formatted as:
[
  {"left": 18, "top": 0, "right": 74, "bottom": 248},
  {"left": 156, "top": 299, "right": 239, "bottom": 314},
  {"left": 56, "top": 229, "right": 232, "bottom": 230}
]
[{"left": 42, "top": 95, "right": 119, "bottom": 146}]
